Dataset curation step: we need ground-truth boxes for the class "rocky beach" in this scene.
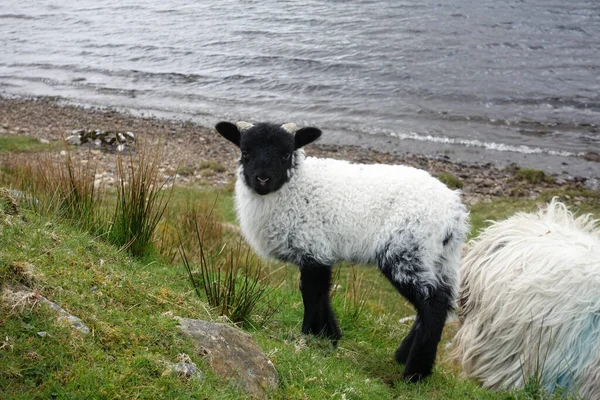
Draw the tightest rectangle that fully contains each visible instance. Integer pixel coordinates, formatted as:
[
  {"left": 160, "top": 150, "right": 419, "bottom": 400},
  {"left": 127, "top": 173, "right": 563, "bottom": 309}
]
[{"left": 0, "top": 96, "right": 597, "bottom": 205}]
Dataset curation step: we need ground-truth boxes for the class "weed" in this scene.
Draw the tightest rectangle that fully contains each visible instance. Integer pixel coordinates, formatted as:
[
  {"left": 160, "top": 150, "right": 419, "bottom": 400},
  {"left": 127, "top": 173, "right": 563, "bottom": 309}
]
[
  {"left": 342, "top": 266, "right": 373, "bottom": 323},
  {"left": 199, "top": 160, "right": 226, "bottom": 173},
  {"left": 438, "top": 172, "right": 464, "bottom": 189},
  {"left": 176, "top": 165, "right": 195, "bottom": 177},
  {"left": 181, "top": 218, "right": 273, "bottom": 326}
]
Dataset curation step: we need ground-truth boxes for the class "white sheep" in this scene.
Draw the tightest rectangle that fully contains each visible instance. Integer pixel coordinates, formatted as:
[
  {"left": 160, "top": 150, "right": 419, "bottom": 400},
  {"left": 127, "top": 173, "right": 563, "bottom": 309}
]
[
  {"left": 215, "top": 121, "right": 469, "bottom": 381},
  {"left": 453, "top": 199, "right": 600, "bottom": 399}
]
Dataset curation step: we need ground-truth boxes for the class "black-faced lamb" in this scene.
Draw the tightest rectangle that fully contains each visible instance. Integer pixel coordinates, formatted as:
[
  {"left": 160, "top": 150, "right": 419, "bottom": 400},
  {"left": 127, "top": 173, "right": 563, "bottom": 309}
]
[
  {"left": 215, "top": 121, "right": 469, "bottom": 381},
  {"left": 453, "top": 200, "right": 600, "bottom": 398}
]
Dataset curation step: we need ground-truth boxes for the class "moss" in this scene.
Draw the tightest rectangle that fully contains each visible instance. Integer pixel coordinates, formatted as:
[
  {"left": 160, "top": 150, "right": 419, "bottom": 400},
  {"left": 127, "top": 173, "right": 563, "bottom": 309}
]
[
  {"left": 0, "top": 136, "right": 54, "bottom": 153},
  {"left": 438, "top": 172, "right": 464, "bottom": 189},
  {"left": 514, "top": 168, "right": 555, "bottom": 184}
]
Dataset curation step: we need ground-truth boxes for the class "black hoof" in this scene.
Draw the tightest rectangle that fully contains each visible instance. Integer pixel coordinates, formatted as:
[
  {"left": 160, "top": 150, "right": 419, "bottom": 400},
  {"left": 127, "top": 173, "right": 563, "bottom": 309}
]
[{"left": 302, "top": 312, "right": 342, "bottom": 345}]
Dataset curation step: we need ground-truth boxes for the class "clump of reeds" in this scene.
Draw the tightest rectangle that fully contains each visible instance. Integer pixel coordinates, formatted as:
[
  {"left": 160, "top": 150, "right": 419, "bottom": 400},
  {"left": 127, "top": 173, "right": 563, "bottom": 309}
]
[
  {"left": 0, "top": 141, "right": 172, "bottom": 258},
  {"left": 0, "top": 152, "right": 101, "bottom": 231},
  {"left": 107, "top": 147, "right": 173, "bottom": 257},
  {"left": 180, "top": 217, "right": 273, "bottom": 326}
]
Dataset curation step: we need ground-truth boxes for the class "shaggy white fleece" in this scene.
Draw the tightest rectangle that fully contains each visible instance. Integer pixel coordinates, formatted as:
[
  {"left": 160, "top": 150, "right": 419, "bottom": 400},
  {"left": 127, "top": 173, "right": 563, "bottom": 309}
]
[
  {"left": 235, "top": 150, "right": 468, "bottom": 297},
  {"left": 454, "top": 200, "right": 600, "bottom": 399}
]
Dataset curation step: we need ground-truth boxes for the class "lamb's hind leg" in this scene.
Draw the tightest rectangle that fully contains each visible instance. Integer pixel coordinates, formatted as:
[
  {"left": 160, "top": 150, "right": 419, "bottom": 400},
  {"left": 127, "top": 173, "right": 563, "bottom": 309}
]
[
  {"left": 299, "top": 256, "right": 342, "bottom": 345},
  {"left": 378, "top": 245, "right": 453, "bottom": 381},
  {"left": 402, "top": 284, "right": 452, "bottom": 381}
]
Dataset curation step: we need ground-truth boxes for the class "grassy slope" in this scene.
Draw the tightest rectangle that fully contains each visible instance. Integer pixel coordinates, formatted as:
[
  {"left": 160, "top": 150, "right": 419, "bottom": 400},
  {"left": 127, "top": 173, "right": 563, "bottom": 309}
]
[
  {"left": 1, "top": 135, "right": 596, "bottom": 399},
  {"left": 3, "top": 184, "right": 597, "bottom": 399}
]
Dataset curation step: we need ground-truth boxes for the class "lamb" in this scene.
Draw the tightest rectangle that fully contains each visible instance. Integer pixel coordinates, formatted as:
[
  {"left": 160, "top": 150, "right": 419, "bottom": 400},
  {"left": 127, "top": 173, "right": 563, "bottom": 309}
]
[
  {"left": 215, "top": 121, "right": 469, "bottom": 381},
  {"left": 453, "top": 200, "right": 600, "bottom": 399}
]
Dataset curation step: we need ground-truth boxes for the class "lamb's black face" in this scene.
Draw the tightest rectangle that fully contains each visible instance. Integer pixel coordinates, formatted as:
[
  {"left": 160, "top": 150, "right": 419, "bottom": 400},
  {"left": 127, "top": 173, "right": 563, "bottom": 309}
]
[
  {"left": 240, "top": 124, "right": 295, "bottom": 195},
  {"left": 215, "top": 121, "right": 322, "bottom": 196}
]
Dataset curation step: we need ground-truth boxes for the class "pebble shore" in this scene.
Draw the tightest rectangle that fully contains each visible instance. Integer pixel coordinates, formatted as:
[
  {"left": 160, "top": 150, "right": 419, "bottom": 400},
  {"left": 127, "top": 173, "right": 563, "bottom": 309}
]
[{"left": 0, "top": 97, "right": 594, "bottom": 205}]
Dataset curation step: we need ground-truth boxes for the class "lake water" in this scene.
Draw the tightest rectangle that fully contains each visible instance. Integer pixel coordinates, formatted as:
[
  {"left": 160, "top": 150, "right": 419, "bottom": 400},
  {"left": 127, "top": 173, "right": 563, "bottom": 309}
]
[{"left": 1, "top": 0, "right": 599, "bottom": 177}]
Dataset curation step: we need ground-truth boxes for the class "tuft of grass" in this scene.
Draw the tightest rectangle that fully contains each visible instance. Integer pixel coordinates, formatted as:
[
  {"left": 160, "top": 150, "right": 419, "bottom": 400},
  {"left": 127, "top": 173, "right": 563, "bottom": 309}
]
[
  {"left": 108, "top": 147, "right": 173, "bottom": 257},
  {"left": 0, "top": 152, "right": 102, "bottom": 231},
  {"left": 157, "top": 197, "right": 224, "bottom": 263},
  {"left": 340, "top": 266, "right": 373, "bottom": 324},
  {"left": 181, "top": 218, "right": 274, "bottom": 326},
  {"left": 0, "top": 136, "right": 53, "bottom": 153},
  {"left": 438, "top": 172, "right": 464, "bottom": 189},
  {"left": 199, "top": 160, "right": 226, "bottom": 173},
  {"left": 514, "top": 168, "right": 555, "bottom": 184},
  {"left": 176, "top": 165, "right": 195, "bottom": 177}
]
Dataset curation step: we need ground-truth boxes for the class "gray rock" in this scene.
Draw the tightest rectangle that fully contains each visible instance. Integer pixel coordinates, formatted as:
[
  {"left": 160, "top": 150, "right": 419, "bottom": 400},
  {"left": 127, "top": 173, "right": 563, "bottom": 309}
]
[
  {"left": 40, "top": 296, "right": 90, "bottom": 334},
  {"left": 171, "top": 362, "right": 205, "bottom": 380},
  {"left": 66, "top": 135, "right": 81, "bottom": 145},
  {"left": 39, "top": 138, "right": 50, "bottom": 145},
  {"left": 37, "top": 331, "right": 47, "bottom": 337},
  {"left": 178, "top": 318, "right": 278, "bottom": 398},
  {"left": 584, "top": 177, "right": 599, "bottom": 191}
]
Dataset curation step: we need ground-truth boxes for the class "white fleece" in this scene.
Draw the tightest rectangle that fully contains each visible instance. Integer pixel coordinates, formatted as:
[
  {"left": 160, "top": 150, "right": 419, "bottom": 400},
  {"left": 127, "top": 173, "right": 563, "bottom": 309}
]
[
  {"left": 453, "top": 200, "right": 600, "bottom": 399},
  {"left": 234, "top": 150, "right": 468, "bottom": 296}
]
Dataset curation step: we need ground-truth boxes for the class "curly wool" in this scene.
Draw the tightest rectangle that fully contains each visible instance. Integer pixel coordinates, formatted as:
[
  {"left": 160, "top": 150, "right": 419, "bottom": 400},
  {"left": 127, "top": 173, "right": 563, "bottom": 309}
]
[
  {"left": 235, "top": 150, "right": 468, "bottom": 298},
  {"left": 453, "top": 200, "right": 600, "bottom": 399}
]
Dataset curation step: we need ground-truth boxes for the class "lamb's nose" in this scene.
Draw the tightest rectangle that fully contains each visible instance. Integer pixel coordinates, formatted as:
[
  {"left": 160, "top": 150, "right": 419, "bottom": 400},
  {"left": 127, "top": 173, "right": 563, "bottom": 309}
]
[{"left": 257, "top": 176, "right": 270, "bottom": 186}]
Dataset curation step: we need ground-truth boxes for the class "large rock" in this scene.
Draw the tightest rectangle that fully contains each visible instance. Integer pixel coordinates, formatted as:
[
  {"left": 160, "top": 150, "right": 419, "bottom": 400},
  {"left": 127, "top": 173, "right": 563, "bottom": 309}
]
[{"left": 178, "top": 318, "right": 278, "bottom": 398}]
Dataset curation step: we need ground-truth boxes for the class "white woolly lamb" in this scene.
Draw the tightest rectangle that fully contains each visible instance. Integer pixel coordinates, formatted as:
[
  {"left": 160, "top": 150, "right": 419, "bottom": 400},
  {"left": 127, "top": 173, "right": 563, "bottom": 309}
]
[
  {"left": 453, "top": 200, "right": 600, "bottom": 399},
  {"left": 215, "top": 121, "right": 469, "bottom": 381}
]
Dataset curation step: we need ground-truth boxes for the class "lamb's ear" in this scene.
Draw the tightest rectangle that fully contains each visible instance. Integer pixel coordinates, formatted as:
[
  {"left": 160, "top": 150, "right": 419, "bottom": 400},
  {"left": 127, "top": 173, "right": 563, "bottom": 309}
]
[
  {"left": 215, "top": 121, "right": 241, "bottom": 147},
  {"left": 294, "top": 127, "right": 322, "bottom": 149}
]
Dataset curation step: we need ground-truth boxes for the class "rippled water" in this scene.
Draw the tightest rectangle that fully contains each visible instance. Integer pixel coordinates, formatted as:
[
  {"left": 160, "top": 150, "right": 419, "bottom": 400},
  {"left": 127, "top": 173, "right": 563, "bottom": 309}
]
[{"left": 1, "top": 0, "right": 599, "bottom": 176}]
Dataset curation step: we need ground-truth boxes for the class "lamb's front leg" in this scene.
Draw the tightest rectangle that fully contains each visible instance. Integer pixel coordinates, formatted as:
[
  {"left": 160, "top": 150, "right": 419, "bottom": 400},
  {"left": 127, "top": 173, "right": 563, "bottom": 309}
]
[{"left": 299, "top": 257, "right": 341, "bottom": 345}]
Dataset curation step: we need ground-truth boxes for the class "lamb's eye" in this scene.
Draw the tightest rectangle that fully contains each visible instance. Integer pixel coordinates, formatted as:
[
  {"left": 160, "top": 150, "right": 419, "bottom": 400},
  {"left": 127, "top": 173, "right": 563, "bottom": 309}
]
[
  {"left": 241, "top": 152, "right": 249, "bottom": 159},
  {"left": 282, "top": 153, "right": 291, "bottom": 160}
]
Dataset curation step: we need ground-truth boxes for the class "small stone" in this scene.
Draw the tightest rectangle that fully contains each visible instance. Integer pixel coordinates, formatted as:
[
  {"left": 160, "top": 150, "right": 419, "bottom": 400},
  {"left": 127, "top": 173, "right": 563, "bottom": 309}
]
[
  {"left": 399, "top": 315, "right": 416, "bottom": 324},
  {"left": 37, "top": 331, "right": 47, "bottom": 337},
  {"left": 172, "top": 362, "right": 205, "bottom": 380},
  {"left": 582, "top": 152, "right": 600, "bottom": 163},
  {"left": 116, "top": 144, "right": 125, "bottom": 152},
  {"left": 125, "top": 131, "right": 135, "bottom": 140},
  {"left": 66, "top": 135, "right": 81, "bottom": 145},
  {"left": 39, "top": 138, "right": 50, "bottom": 145}
]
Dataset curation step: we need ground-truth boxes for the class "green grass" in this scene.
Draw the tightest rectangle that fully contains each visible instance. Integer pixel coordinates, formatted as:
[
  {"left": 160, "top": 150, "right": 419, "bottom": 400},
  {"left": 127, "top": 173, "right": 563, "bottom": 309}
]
[
  {"left": 438, "top": 172, "right": 464, "bottom": 190},
  {"left": 1, "top": 183, "right": 596, "bottom": 399},
  {"left": 0, "top": 136, "right": 54, "bottom": 153},
  {"left": 514, "top": 168, "right": 555, "bottom": 184}
]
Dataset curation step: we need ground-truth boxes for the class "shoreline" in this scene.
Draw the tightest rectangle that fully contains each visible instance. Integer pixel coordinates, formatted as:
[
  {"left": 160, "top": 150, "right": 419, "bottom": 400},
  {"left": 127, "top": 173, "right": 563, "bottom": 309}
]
[{"left": 0, "top": 96, "right": 597, "bottom": 204}]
